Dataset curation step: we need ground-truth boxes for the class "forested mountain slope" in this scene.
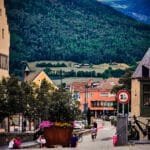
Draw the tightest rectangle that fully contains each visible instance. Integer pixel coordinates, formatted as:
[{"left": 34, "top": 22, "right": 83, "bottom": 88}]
[{"left": 5, "top": 0, "right": 150, "bottom": 75}]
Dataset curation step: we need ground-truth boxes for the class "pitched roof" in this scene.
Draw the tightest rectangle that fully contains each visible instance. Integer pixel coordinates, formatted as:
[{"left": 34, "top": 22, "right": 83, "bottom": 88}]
[
  {"left": 99, "top": 78, "right": 119, "bottom": 90},
  {"left": 70, "top": 78, "right": 119, "bottom": 92},
  {"left": 132, "top": 48, "right": 150, "bottom": 78},
  {"left": 24, "top": 70, "right": 42, "bottom": 82}
]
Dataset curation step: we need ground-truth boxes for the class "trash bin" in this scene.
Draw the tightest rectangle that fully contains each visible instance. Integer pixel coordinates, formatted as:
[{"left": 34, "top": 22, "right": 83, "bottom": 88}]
[{"left": 112, "top": 135, "right": 118, "bottom": 146}]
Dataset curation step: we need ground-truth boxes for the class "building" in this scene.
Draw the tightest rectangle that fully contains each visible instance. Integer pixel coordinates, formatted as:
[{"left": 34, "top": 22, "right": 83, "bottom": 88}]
[
  {"left": 0, "top": 0, "right": 10, "bottom": 79},
  {"left": 24, "top": 65, "right": 58, "bottom": 89},
  {"left": 131, "top": 48, "right": 150, "bottom": 117},
  {"left": 70, "top": 78, "right": 119, "bottom": 118}
]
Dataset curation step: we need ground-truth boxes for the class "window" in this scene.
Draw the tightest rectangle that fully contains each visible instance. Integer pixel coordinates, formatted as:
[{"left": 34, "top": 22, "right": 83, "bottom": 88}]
[
  {"left": 0, "top": 54, "right": 8, "bottom": 70},
  {"left": 91, "top": 101, "right": 97, "bottom": 107},
  {"left": 100, "top": 92, "right": 108, "bottom": 97},
  {"left": 91, "top": 101, "right": 115, "bottom": 107},
  {"left": 143, "top": 84, "right": 150, "bottom": 107},
  {"left": 0, "top": 9, "right": 2, "bottom": 16},
  {"left": 2, "top": 28, "right": 4, "bottom": 39}
]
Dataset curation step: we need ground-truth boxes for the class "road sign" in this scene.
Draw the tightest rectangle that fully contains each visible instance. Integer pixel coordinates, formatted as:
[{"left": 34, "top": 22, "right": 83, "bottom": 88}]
[{"left": 117, "top": 90, "right": 130, "bottom": 104}]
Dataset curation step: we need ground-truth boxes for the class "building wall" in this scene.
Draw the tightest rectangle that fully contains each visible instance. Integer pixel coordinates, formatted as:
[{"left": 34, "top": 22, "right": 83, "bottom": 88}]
[
  {"left": 0, "top": 0, "right": 10, "bottom": 79},
  {"left": 131, "top": 79, "right": 141, "bottom": 116},
  {"left": 79, "top": 89, "right": 116, "bottom": 112},
  {"left": 33, "top": 71, "right": 58, "bottom": 89}
]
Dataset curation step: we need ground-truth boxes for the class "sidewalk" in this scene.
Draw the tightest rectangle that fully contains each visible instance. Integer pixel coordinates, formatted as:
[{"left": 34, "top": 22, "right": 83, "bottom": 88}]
[{"left": 0, "top": 141, "right": 39, "bottom": 150}]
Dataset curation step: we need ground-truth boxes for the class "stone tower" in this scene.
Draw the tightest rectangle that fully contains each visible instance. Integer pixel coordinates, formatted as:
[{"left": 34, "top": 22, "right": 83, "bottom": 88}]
[{"left": 0, "top": 0, "right": 10, "bottom": 79}]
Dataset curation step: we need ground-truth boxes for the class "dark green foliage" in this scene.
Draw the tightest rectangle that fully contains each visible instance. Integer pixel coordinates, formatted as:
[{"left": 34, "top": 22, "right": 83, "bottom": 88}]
[
  {"left": 0, "top": 78, "right": 9, "bottom": 122},
  {"left": 44, "top": 67, "right": 125, "bottom": 78},
  {"left": 111, "top": 67, "right": 134, "bottom": 94},
  {"left": 102, "top": 67, "right": 125, "bottom": 78},
  {"left": 36, "top": 62, "right": 67, "bottom": 68},
  {"left": 36, "top": 79, "right": 54, "bottom": 120},
  {"left": 20, "top": 81, "right": 37, "bottom": 119},
  {"left": 48, "top": 88, "right": 80, "bottom": 122},
  {"left": 0, "top": 76, "right": 81, "bottom": 123},
  {"left": 5, "top": 0, "right": 150, "bottom": 75}
]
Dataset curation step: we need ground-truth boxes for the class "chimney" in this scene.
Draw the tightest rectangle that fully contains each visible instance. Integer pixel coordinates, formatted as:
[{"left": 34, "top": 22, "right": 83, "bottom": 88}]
[{"left": 24, "top": 65, "right": 30, "bottom": 79}]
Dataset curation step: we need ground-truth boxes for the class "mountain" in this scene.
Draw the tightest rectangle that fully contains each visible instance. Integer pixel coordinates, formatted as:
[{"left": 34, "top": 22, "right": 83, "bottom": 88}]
[
  {"left": 97, "top": 0, "right": 150, "bottom": 24},
  {"left": 5, "top": 0, "right": 150, "bottom": 75}
]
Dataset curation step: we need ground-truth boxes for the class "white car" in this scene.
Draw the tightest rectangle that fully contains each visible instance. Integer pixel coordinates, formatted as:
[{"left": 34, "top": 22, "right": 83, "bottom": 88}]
[{"left": 74, "top": 121, "right": 85, "bottom": 129}]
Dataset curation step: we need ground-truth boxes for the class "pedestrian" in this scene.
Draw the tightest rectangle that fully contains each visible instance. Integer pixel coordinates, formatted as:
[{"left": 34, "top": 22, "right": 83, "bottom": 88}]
[
  {"left": 8, "top": 138, "right": 15, "bottom": 149},
  {"left": 37, "top": 135, "right": 46, "bottom": 148},
  {"left": 70, "top": 133, "right": 78, "bottom": 147},
  {"left": 91, "top": 125, "right": 97, "bottom": 140},
  {"left": 13, "top": 137, "right": 21, "bottom": 149},
  {"left": 93, "top": 122, "right": 97, "bottom": 129},
  {"left": 93, "top": 122, "right": 98, "bottom": 133}
]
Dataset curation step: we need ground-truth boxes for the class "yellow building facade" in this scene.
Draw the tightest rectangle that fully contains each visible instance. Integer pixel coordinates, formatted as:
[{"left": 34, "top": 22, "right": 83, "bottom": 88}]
[
  {"left": 24, "top": 66, "right": 58, "bottom": 89},
  {"left": 0, "top": 0, "right": 10, "bottom": 79}
]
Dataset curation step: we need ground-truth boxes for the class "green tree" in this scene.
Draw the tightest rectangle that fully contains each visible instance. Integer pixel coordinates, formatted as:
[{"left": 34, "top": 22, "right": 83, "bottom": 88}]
[
  {"left": 0, "top": 78, "right": 9, "bottom": 123},
  {"left": 36, "top": 79, "right": 54, "bottom": 120},
  {"left": 111, "top": 68, "right": 133, "bottom": 94},
  {"left": 48, "top": 88, "right": 80, "bottom": 122},
  {"left": 6, "top": 75, "right": 22, "bottom": 115}
]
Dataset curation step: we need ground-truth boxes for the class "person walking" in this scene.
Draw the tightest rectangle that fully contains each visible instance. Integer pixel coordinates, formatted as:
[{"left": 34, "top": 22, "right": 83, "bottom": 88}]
[
  {"left": 91, "top": 125, "right": 97, "bottom": 141},
  {"left": 13, "top": 137, "right": 21, "bottom": 149},
  {"left": 8, "top": 138, "right": 15, "bottom": 149},
  {"left": 37, "top": 135, "right": 46, "bottom": 148},
  {"left": 70, "top": 133, "right": 78, "bottom": 147}
]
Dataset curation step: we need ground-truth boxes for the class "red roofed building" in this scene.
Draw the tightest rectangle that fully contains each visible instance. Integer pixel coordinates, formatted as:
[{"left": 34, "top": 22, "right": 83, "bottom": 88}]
[{"left": 70, "top": 78, "right": 119, "bottom": 117}]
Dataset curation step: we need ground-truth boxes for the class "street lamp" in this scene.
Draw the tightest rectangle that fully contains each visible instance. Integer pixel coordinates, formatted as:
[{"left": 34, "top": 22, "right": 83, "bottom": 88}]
[{"left": 83, "top": 84, "right": 89, "bottom": 122}]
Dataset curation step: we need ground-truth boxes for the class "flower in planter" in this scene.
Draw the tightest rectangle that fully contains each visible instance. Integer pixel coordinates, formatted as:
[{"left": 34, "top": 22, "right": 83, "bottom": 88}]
[
  {"left": 39, "top": 121, "right": 74, "bottom": 128},
  {"left": 39, "top": 121, "right": 54, "bottom": 129},
  {"left": 54, "top": 122, "right": 74, "bottom": 128}
]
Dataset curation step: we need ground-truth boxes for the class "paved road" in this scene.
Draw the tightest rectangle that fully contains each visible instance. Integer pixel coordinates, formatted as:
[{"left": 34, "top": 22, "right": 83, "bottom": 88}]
[{"left": 77, "top": 120, "right": 150, "bottom": 150}]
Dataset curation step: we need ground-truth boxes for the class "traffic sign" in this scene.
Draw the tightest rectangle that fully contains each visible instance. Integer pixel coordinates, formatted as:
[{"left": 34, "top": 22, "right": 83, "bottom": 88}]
[{"left": 116, "top": 90, "right": 130, "bottom": 104}]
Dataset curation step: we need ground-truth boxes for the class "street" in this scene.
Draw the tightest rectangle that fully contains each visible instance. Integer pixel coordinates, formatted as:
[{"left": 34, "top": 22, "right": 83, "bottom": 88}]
[{"left": 76, "top": 120, "right": 150, "bottom": 150}]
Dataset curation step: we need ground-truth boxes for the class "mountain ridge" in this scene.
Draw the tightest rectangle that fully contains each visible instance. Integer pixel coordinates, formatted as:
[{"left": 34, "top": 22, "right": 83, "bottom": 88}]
[{"left": 5, "top": 0, "right": 150, "bottom": 75}]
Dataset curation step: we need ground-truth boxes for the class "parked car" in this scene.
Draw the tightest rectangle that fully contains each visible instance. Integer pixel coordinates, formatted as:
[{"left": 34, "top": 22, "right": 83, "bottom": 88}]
[
  {"left": 101, "top": 115, "right": 110, "bottom": 121},
  {"left": 74, "top": 121, "right": 85, "bottom": 129}
]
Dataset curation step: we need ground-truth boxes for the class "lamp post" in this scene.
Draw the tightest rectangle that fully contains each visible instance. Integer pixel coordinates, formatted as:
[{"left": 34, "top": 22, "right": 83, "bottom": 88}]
[{"left": 84, "top": 84, "right": 89, "bottom": 122}]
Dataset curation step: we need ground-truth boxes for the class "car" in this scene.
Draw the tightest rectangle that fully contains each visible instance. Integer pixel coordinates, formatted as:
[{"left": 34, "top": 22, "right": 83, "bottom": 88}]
[
  {"left": 74, "top": 121, "right": 85, "bottom": 129},
  {"left": 101, "top": 115, "right": 110, "bottom": 121}
]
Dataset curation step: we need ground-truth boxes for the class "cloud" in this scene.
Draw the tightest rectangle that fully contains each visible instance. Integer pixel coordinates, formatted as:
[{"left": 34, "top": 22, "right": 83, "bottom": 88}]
[
  {"left": 111, "top": 3, "right": 128, "bottom": 9},
  {"left": 132, "top": 12, "right": 148, "bottom": 21}
]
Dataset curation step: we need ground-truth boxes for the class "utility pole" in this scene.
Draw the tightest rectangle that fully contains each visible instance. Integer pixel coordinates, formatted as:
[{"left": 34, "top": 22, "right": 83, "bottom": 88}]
[{"left": 60, "top": 69, "right": 63, "bottom": 88}]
